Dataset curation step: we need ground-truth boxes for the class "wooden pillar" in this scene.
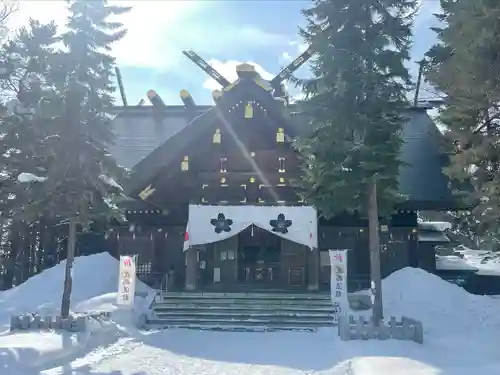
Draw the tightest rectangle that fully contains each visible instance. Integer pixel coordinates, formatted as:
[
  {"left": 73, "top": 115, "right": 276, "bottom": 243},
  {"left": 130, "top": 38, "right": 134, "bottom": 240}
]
[
  {"left": 185, "top": 247, "right": 198, "bottom": 290},
  {"left": 307, "top": 247, "right": 319, "bottom": 291},
  {"left": 408, "top": 231, "right": 419, "bottom": 268}
]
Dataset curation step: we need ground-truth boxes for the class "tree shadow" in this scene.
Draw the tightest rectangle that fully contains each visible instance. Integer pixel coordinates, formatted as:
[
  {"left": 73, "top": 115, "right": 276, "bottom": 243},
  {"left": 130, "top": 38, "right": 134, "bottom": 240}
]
[
  {"left": 140, "top": 327, "right": 341, "bottom": 371},
  {"left": 40, "top": 367, "right": 147, "bottom": 375},
  {"left": 138, "top": 327, "right": 499, "bottom": 374},
  {"left": 0, "top": 346, "right": 43, "bottom": 374}
]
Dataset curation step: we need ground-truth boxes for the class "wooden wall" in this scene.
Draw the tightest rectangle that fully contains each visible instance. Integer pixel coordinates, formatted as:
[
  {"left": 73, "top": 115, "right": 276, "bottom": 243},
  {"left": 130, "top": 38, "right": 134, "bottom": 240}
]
[{"left": 318, "top": 225, "right": 413, "bottom": 292}]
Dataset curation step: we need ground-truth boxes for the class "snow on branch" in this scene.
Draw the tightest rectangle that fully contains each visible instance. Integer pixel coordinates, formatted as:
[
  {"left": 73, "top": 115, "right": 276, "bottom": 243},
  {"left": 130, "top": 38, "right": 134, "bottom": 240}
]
[
  {"left": 17, "top": 172, "right": 47, "bottom": 183},
  {"left": 99, "top": 174, "right": 123, "bottom": 191}
]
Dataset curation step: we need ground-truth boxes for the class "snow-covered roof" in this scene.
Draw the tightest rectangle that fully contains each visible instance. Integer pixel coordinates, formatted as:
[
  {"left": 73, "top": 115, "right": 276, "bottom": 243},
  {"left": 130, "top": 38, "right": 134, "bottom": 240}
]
[
  {"left": 418, "top": 221, "right": 452, "bottom": 232},
  {"left": 436, "top": 255, "right": 478, "bottom": 271},
  {"left": 454, "top": 248, "right": 500, "bottom": 276}
]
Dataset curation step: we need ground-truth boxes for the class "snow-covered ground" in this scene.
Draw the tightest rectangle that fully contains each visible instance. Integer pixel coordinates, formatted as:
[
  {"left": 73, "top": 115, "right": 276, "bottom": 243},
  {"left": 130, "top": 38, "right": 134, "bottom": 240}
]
[
  {"left": 1, "top": 253, "right": 500, "bottom": 375},
  {"left": 0, "top": 253, "right": 154, "bottom": 374}
]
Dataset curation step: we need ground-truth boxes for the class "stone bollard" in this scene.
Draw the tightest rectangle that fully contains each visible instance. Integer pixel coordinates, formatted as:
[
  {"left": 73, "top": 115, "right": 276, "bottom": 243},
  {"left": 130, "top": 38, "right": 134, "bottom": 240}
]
[
  {"left": 53, "top": 316, "right": 62, "bottom": 330},
  {"left": 402, "top": 317, "right": 424, "bottom": 344},
  {"left": 41, "top": 315, "right": 53, "bottom": 329},
  {"left": 402, "top": 318, "right": 415, "bottom": 341},
  {"left": 378, "top": 321, "right": 391, "bottom": 340},
  {"left": 10, "top": 315, "right": 21, "bottom": 331},
  {"left": 73, "top": 316, "right": 86, "bottom": 332},
  {"left": 388, "top": 316, "right": 403, "bottom": 340},
  {"left": 337, "top": 314, "right": 424, "bottom": 344},
  {"left": 29, "top": 314, "right": 42, "bottom": 329},
  {"left": 20, "top": 314, "right": 32, "bottom": 329},
  {"left": 338, "top": 315, "right": 351, "bottom": 341},
  {"left": 61, "top": 316, "right": 74, "bottom": 331}
]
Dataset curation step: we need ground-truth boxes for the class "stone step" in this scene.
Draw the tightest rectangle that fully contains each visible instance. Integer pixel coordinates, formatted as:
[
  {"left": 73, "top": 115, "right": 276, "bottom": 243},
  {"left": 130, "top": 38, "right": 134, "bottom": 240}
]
[
  {"left": 154, "top": 304, "right": 333, "bottom": 313},
  {"left": 154, "top": 311, "right": 334, "bottom": 320},
  {"left": 158, "top": 292, "right": 331, "bottom": 300},
  {"left": 144, "top": 322, "right": 320, "bottom": 332},
  {"left": 147, "top": 317, "right": 335, "bottom": 327},
  {"left": 150, "top": 292, "right": 337, "bottom": 330},
  {"left": 157, "top": 298, "right": 333, "bottom": 307}
]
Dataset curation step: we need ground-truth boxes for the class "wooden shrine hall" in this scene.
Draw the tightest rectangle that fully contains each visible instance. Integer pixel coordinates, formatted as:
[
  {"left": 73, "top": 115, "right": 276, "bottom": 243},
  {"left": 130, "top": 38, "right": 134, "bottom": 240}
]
[{"left": 107, "top": 49, "right": 459, "bottom": 293}]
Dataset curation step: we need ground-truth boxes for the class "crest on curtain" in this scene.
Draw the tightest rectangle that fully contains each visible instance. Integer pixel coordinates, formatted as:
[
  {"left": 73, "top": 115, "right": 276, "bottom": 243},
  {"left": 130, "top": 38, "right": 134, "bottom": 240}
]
[
  {"left": 210, "top": 213, "right": 233, "bottom": 233},
  {"left": 270, "top": 213, "right": 292, "bottom": 234}
]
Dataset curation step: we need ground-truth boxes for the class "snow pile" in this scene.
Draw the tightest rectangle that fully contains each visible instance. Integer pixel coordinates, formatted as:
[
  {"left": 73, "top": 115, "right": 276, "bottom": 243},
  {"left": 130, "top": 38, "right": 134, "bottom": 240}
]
[
  {"left": 383, "top": 267, "right": 500, "bottom": 337},
  {"left": 0, "top": 253, "right": 154, "bottom": 373},
  {"left": 0, "top": 252, "right": 152, "bottom": 327}
]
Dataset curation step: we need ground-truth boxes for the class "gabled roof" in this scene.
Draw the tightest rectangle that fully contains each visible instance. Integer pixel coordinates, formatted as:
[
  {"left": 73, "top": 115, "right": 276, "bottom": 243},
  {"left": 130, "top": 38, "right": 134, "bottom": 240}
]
[
  {"left": 109, "top": 105, "right": 211, "bottom": 170},
  {"left": 110, "top": 100, "right": 458, "bottom": 210},
  {"left": 114, "top": 79, "right": 294, "bottom": 197},
  {"left": 396, "top": 109, "right": 455, "bottom": 210}
]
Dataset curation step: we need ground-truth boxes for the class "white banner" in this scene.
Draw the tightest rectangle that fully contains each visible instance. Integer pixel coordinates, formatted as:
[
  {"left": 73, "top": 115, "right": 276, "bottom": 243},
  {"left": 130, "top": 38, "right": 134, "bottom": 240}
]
[
  {"left": 184, "top": 204, "right": 318, "bottom": 250},
  {"left": 117, "top": 255, "right": 137, "bottom": 306},
  {"left": 329, "top": 249, "right": 349, "bottom": 325}
]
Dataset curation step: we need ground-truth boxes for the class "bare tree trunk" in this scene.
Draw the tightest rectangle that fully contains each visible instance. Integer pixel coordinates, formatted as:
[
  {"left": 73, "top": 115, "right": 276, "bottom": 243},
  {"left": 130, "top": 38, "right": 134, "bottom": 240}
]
[
  {"left": 368, "top": 175, "right": 383, "bottom": 326},
  {"left": 60, "top": 218, "right": 76, "bottom": 318}
]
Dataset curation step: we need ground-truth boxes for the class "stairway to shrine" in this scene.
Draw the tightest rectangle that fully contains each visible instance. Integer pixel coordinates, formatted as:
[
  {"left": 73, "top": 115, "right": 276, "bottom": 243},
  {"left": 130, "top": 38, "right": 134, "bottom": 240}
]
[{"left": 146, "top": 291, "right": 335, "bottom": 331}]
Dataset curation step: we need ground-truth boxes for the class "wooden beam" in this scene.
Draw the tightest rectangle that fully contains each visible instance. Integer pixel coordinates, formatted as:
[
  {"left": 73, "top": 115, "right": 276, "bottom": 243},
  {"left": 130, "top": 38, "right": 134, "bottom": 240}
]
[{"left": 147, "top": 90, "right": 165, "bottom": 108}]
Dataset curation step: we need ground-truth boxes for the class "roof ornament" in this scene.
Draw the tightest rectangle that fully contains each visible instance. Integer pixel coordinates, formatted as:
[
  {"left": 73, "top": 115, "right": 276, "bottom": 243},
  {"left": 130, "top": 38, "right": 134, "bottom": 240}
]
[
  {"left": 180, "top": 89, "right": 196, "bottom": 110},
  {"left": 147, "top": 89, "right": 165, "bottom": 108},
  {"left": 115, "top": 67, "right": 128, "bottom": 106},
  {"left": 182, "top": 50, "right": 231, "bottom": 88},
  {"left": 181, "top": 47, "right": 314, "bottom": 105},
  {"left": 270, "top": 47, "right": 312, "bottom": 93},
  {"left": 212, "top": 89, "right": 222, "bottom": 103}
]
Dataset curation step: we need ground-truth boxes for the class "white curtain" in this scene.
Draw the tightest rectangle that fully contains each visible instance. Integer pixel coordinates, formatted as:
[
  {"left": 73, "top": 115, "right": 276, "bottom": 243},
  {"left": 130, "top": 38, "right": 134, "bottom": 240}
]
[{"left": 184, "top": 204, "right": 318, "bottom": 250}]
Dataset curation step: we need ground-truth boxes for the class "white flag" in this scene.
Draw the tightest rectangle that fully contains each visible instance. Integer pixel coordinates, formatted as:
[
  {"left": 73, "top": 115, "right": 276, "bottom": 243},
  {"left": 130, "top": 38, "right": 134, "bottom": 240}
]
[
  {"left": 117, "top": 255, "right": 136, "bottom": 306},
  {"left": 329, "top": 249, "right": 349, "bottom": 325}
]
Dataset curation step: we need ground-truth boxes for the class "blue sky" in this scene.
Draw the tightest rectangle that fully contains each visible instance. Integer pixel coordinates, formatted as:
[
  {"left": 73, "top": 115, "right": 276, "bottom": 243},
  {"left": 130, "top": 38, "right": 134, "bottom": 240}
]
[{"left": 11, "top": 0, "right": 442, "bottom": 106}]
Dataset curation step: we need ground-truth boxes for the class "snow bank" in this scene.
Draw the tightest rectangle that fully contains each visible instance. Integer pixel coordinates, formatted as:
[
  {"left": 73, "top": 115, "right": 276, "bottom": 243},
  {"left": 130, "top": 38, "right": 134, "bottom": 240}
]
[
  {"left": 383, "top": 267, "right": 500, "bottom": 337},
  {"left": 0, "top": 252, "right": 152, "bottom": 328},
  {"left": 0, "top": 253, "right": 154, "bottom": 373}
]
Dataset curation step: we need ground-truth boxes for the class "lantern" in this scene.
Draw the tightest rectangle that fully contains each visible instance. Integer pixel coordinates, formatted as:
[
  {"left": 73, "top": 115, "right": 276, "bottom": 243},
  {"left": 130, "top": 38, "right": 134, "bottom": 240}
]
[
  {"left": 181, "top": 156, "right": 189, "bottom": 171},
  {"left": 213, "top": 128, "right": 221, "bottom": 144},
  {"left": 244, "top": 102, "right": 254, "bottom": 119},
  {"left": 276, "top": 128, "right": 285, "bottom": 143}
]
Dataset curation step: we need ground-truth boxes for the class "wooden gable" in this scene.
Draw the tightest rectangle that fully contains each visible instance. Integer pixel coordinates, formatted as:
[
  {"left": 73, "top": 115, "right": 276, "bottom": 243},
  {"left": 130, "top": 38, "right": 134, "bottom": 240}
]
[{"left": 126, "top": 79, "right": 302, "bottom": 208}]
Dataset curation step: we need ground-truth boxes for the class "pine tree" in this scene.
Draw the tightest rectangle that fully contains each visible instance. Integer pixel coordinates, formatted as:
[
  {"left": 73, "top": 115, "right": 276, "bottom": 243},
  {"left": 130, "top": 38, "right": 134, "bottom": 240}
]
[
  {"left": 23, "top": 0, "right": 130, "bottom": 316},
  {"left": 296, "top": 0, "right": 416, "bottom": 219},
  {"left": 0, "top": 20, "right": 58, "bottom": 287},
  {"left": 425, "top": 0, "right": 500, "bottom": 250},
  {"left": 0, "top": 20, "right": 58, "bottom": 214}
]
